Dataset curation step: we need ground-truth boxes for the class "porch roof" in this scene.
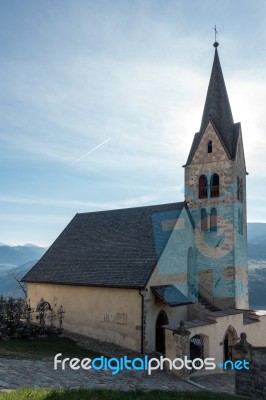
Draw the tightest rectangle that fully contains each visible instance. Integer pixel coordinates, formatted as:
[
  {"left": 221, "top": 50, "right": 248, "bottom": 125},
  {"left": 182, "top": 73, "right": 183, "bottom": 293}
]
[{"left": 150, "top": 285, "right": 192, "bottom": 307}]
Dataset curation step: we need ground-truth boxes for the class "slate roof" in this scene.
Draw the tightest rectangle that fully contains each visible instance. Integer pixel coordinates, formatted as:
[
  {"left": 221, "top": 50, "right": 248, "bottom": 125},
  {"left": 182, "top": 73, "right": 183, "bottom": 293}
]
[
  {"left": 186, "top": 45, "right": 240, "bottom": 165},
  {"left": 22, "top": 202, "right": 188, "bottom": 289}
]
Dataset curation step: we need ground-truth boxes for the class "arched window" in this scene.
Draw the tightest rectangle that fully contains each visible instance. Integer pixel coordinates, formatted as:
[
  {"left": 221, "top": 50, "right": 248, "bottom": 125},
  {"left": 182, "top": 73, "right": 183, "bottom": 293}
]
[
  {"left": 210, "top": 208, "right": 217, "bottom": 232},
  {"left": 199, "top": 175, "right": 208, "bottom": 199},
  {"left": 210, "top": 173, "right": 219, "bottom": 198},
  {"left": 237, "top": 176, "right": 240, "bottom": 201},
  {"left": 201, "top": 209, "right": 208, "bottom": 232},
  {"left": 208, "top": 140, "right": 212, "bottom": 153}
]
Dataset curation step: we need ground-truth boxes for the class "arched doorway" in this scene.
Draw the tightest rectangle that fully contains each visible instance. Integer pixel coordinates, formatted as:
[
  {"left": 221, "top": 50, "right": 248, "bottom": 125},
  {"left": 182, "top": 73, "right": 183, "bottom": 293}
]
[
  {"left": 155, "top": 310, "right": 168, "bottom": 354},
  {"left": 224, "top": 326, "right": 238, "bottom": 362},
  {"left": 190, "top": 335, "right": 204, "bottom": 373},
  {"left": 224, "top": 333, "right": 230, "bottom": 361}
]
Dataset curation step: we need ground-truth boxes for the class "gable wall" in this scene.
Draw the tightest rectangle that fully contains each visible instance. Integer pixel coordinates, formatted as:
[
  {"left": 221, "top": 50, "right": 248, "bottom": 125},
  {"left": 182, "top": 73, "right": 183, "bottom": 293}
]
[
  {"left": 27, "top": 283, "right": 142, "bottom": 352},
  {"left": 185, "top": 123, "right": 234, "bottom": 209}
]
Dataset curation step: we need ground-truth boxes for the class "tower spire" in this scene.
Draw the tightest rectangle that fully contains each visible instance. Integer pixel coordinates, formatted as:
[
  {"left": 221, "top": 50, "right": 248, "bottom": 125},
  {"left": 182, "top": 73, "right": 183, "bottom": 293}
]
[
  {"left": 199, "top": 43, "right": 234, "bottom": 152},
  {"left": 185, "top": 42, "right": 236, "bottom": 165}
]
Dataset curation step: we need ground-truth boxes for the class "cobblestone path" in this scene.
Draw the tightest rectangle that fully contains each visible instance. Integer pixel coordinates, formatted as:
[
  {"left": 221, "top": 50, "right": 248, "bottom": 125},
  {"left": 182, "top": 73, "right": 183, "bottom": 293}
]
[
  {"left": 0, "top": 356, "right": 236, "bottom": 394},
  {"left": 0, "top": 357, "right": 198, "bottom": 391},
  {"left": 0, "top": 333, "right": 236, "bottom": 394}
]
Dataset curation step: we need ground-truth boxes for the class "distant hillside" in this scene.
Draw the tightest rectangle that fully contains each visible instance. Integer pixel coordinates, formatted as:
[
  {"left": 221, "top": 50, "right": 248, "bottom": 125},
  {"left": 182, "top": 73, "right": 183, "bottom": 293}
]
[
  {"left": 0, "top": 243, "right": 46, "bottom": 297},
  {"left": 0, "top": 264, "right": 16, "bottom": 273},
  {"left": 0, "top": 260, "right": 36, "bottom": 297},
  {"left": 0, "top": 243, "right": 46, "bottom": 268},
  {"left": 248, "top": 223, "right": 266, "bottom": 260}
]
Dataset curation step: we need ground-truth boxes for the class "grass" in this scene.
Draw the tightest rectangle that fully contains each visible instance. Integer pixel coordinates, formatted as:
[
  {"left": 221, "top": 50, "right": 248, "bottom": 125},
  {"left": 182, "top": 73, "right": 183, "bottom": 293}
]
[
  {"left": 0, "top": 337, "right": 100, "bottom": 360},
  {"left": 0, "top": 389, "right": 247, "bottom": 400}
]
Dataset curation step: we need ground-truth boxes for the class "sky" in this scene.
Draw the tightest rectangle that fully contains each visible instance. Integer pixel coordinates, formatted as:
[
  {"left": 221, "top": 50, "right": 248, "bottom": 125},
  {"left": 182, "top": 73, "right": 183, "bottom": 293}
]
[{"left": 1, "top": 0, "right": 266, "bottom": 247}]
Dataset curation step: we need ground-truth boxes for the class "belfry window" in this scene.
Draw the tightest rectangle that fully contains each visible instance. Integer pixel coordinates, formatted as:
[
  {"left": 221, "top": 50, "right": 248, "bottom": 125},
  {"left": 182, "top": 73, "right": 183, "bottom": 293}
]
[
  {"left": 210, "top": 173, "right": 219, "bottom": 198},
  {"left": 210, "top": 208, "right": 217, "bottom": 232},
  {"left": 208, "top": 140, "right": 212, "bottom": 153},
  {"left": 201, "top": 209, "right": 208, "bottom": 232},
  {"left": 199, "top": 175, "right": 208, "bottom": 199}
]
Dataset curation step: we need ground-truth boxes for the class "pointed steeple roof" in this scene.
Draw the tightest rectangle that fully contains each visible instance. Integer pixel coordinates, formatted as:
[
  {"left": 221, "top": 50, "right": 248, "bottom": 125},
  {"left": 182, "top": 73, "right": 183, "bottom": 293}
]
[{"left": 186, "top": 43, "right": 238, "bottom": 165}]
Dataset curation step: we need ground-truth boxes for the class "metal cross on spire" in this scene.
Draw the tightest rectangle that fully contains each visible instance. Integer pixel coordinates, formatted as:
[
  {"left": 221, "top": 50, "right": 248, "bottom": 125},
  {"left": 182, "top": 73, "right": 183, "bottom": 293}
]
[
  {"left": 214, "top": 25, "right": 218, "bottom": 42},
  {"left": 213, "top": 25, "right": 219, "bottom": 48}
]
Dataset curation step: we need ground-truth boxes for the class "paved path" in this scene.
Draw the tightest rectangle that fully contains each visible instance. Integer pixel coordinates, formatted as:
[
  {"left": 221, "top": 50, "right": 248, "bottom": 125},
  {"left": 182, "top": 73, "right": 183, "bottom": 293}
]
[
  {"left": 0, "top": 357, "right": 236, "bottom": 394},
  {"left": 0, "top": 357, "right": 198, "bottom": 391},
  {"left": 0, "top": 334, "right": 236, "bottom": 394}
]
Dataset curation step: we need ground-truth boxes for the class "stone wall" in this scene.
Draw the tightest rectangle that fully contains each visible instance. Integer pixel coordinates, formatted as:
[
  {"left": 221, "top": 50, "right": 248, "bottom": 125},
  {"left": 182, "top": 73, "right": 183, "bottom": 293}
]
[{"left": 235, "top": 347, "right": 266, "bottom": 399}]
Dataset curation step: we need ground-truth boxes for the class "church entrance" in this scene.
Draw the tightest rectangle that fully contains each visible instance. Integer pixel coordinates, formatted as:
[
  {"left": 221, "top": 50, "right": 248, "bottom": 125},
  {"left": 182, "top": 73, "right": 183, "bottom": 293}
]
[{"left": 155, "top": 310, "right": 168, "bottom": 354}]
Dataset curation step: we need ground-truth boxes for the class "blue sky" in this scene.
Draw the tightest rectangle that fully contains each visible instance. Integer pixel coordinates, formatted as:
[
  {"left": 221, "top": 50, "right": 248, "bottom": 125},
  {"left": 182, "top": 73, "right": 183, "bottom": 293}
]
[{"left": 1, "top": 0, "right": 266, "bottom": 246}]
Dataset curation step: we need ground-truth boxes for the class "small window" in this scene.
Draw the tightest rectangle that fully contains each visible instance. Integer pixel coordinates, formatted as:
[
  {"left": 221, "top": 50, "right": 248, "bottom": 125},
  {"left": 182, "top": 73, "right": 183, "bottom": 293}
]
[
  {"left": 210, "top": 208, "right": 217, "bottom": 232},
  {"left": 199, "top": 175, "right": 208, "bottom": 199},
  {"left": 210, "top": 173, "right": 219, "bottom": 198},
  {"left": 237, "top": 177, "right": 240, "bottom": 201},
  {"left": 201, "top": 209, "right": 208, "bottom": 232},
  {"left": 238, "top": 209, "right": 243, "bottom": 235},
  {"left": 240, "top": 178, "right": 243, "bottom": 202},
  {"left": 208, "top": 140, "right": 212, "bottom": 153}
]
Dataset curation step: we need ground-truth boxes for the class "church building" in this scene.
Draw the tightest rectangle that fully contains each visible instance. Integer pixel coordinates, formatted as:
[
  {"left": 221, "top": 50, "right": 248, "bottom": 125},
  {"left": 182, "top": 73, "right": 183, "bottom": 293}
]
[{"left": 22, "top": 42, "right": 266, "bottom": 363}]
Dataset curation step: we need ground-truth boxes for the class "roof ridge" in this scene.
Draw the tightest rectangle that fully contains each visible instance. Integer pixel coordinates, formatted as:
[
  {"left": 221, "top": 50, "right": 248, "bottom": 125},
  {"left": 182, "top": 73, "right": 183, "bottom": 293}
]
[{"left": 78, "top": 201, "right": 185, "bottom": 216}]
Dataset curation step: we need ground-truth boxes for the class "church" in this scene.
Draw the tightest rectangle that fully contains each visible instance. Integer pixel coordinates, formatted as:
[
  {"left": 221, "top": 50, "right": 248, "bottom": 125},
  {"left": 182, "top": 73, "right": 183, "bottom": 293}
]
[{"left": 22, "top": 42, "right": 266, "bottom": 363}]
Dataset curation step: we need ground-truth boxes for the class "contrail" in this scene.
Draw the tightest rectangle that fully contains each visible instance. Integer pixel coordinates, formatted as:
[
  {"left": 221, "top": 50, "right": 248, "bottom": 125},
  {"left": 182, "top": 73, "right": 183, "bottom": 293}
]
[{"left": 74, "top": 137, "right": 111, "bottom": 164}]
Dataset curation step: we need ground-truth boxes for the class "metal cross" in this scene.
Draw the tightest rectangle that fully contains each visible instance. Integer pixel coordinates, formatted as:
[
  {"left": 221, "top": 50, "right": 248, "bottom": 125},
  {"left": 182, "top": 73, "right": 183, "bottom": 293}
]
[{"left": 214, "top": 25, "right": 218, "bottom": 42}]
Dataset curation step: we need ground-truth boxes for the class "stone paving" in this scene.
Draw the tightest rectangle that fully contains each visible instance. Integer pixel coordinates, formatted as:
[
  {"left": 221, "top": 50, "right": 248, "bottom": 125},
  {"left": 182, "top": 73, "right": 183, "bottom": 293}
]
[
  {"left": 0, "top": 356, "right": 200, "bottom": 391},
  {"left": 0, "top": 333, "right": 236, "bottom": 394},
  {"left": 0, "top": 357, "right": 236, "bottom": 394}
]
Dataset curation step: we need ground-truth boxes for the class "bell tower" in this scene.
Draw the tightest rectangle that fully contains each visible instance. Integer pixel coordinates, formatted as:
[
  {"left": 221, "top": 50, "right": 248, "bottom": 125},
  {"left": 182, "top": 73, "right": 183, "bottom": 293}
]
[{"left": 184, "top": 42, "right": 248, "bottom": 310}]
